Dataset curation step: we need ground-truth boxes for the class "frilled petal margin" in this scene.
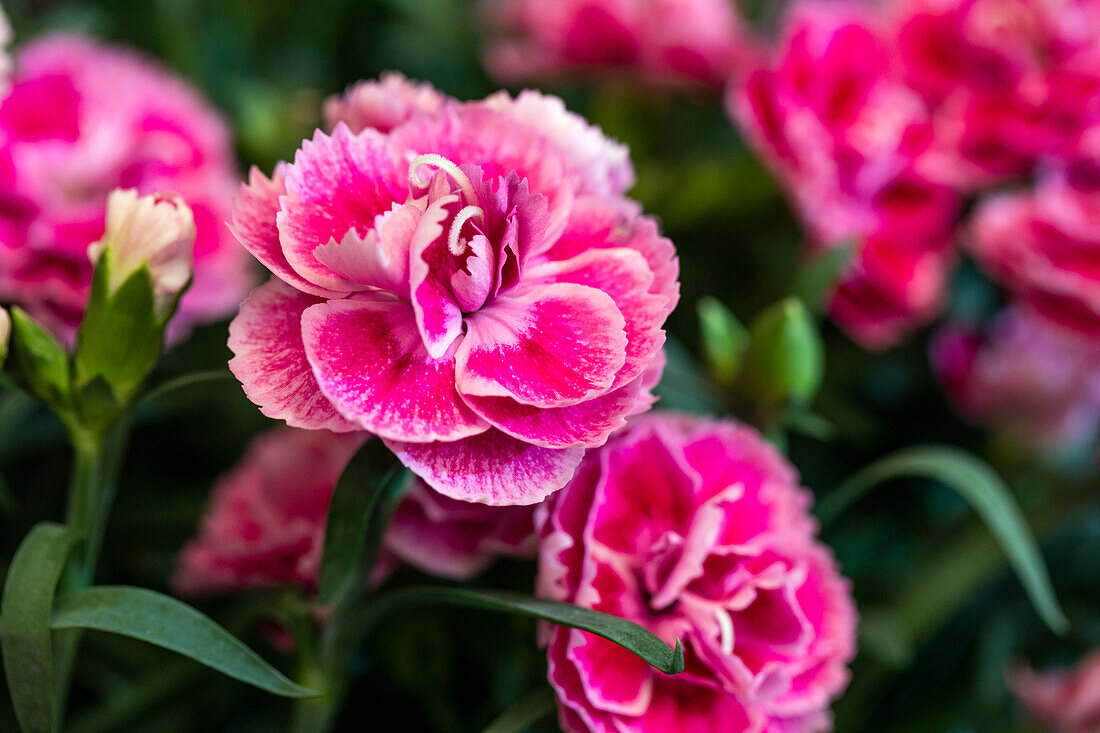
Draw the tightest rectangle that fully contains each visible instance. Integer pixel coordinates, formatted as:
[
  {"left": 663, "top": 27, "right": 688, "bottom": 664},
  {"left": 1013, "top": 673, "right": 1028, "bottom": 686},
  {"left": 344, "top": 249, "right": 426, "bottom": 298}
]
[
  {"left": 228, "top": 280, "right": 356, "bottom": 433},
  {"left": 385, "top": 430, "right": 584, "bottom": 505},
  {"left": 300, "top": 296, "right": 489, "bottom": 443}
]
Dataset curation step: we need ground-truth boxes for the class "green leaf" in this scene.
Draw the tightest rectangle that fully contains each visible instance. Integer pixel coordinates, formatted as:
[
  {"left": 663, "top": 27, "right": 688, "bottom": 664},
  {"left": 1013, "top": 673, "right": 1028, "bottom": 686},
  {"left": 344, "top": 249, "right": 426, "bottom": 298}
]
[
  {"left": 0, "top": 522, "right": 80, "bottom": 733},
  {"left": 482, "top": 687, "right": 557, "bottom": 733},
  {"left": 362, "top": 587, "right": 685, "bottom": 675},
  {"left": 697, "top": 296, "right": 748, "bottom": 387},
  {"left": 317, "top": 440, "right": 409, "bottom": 605},
  {"left": 818, "top": 445, "right": 1069, "bottom": 634},
  {"left": 50, "top": 586, "right": 316, "bottom": 698},
  {"left": 10, "top": 308, "right": 71, "bottom": 412},
  {"left": 74, "top": 264, "right": 162, "bottom": 406},
  {"left": 794, "top": 243, "right": 855, "bottom": 312}
]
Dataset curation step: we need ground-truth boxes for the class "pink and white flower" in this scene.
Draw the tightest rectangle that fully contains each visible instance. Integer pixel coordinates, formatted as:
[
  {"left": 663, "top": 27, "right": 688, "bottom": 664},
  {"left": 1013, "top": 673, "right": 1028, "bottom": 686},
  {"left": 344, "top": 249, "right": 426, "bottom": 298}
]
[
  {"left": 931, "top": 308, "right": 1100, "bottom": 452},
  {"left": 537, "top": 413, "right": 857, "bottom": 733},
  {"left": 0, "top": 35, "right": 254, "bottom": 343},
  {"left": 1011, "top": 652, "right": 1100, "bottom": 733},
  {"left": 482, "top": 0, "right": 758, "bottom": 88},
  {"left": 174, "top": 427, "right": 538, "bottom": 595},
  {"left": 730, "top": 1, "right": 958, "bottom": 349},
  {"left": 324, "top": 72, "right": 446, "bottom": 135},
  {"left": 229, "top": 83, "right": 677, "bottom": 506}
]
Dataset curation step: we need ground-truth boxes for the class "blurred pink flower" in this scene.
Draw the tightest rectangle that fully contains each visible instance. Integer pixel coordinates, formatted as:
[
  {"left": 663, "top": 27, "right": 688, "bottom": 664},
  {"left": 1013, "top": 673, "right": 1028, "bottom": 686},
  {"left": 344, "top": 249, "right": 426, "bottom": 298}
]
[
  {"left": 174, "top": 427, "right": 538, "bottom": 595},
  {"left": 537, "top": 413, "right": 857, "bottom": 733},
  {"left": 0, "top": 35, "right": 254, "bottom": 343},
  {"left": 229, "top": 83, "right": 677, "bottom": 505},
  {"left": 969, "top": 165, "right": 1100, "bottom": 338},
  {"left": 931, "top": 308, "right": 1100, "bottom": 451},
  {"left": 482, "top": 0, "right": 758, "bottom": 88},
  {"left": 891, "top": 0, "right": 1100, "bottom": 187},
  {"left": 324, "top": 72, "right": 446, "bottom": 135},
  {"left": 1011, "top": 653, "right": 1100, "bottom": 733},
  {"left": 730, "top": 1, "right": 958, "bottom": 349}
]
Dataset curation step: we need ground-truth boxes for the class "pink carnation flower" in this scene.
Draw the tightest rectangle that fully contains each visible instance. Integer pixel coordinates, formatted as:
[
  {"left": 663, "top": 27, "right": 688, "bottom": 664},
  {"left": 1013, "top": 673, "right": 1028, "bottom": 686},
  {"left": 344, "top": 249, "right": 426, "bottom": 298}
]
[
  {"left": 174, "top": 427, "right": 537, "bottom": 595},
  {"left": 228, "top": 83, "right": 677, "bottom": 505},
  {"left": 482, "top": 0, "right": 758, "bottom": 88},
  {"left": 730, "top": 1, "right": 958, "bottom": 349},
  {"left": 931, "top": 308, "right": 1100, "bottom": 452},
  {"left": 969, "top": 165, "right": 1100, "bottom": 338},
  {"left": 1011, "top": 653, "right": 1100, "bottom": 733},
  {"left": 536, "top": 413, "right": 857, "bottom": 733},
  {"left": 0, "top": 35, "right": 254, "bottom": 343},
  {"left": 891, "top": 0, "right": 1100, "bottom": 187},
  {"left": 324, "top": 72, "right": 446, "bottom": 135}
]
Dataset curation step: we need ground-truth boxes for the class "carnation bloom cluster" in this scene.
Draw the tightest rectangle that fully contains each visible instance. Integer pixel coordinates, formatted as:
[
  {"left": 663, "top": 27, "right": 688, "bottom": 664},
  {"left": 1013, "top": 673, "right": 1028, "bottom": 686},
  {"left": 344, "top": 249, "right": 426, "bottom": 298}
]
[
  {"left": 731, "top": 0, "right": 1100, "bottom": 356},
  {"left": 537, "top": 414, "right": 856, "bottom": 733},
  {"left": 0, "top": 35, "right": 253, "bottom": 342},
  {"left": 229, "top": 77, "right": 678, "bottom": 506},
  {"left": 174, "top": 427, "right": 537, "bottom": 595},
  {"left": 481, "top": 0, "right": 757, "bottom": 88}
]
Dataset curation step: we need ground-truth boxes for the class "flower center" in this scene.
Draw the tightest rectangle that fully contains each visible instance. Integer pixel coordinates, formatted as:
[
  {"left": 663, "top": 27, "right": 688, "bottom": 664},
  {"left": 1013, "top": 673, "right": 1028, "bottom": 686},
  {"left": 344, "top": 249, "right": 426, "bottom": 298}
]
[{"left": 408, "top": 153, "right": 486, "bottom": 256}]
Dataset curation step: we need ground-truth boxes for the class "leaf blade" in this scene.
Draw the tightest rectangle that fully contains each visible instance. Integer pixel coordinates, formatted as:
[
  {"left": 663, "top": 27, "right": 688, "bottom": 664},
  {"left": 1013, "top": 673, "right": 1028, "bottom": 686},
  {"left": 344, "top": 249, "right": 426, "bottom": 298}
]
[
  {"left": 819, "top": 445, "right": 1068, "bottom": 634},
  {"left": 362, "top": 587, "right": 684, "bottom": 675},
  {"left": 0, "top": 522, "right": 80, "bottom": 733},
  {"left": 50, "top": 586, "right": 315, "bottom": 698}
]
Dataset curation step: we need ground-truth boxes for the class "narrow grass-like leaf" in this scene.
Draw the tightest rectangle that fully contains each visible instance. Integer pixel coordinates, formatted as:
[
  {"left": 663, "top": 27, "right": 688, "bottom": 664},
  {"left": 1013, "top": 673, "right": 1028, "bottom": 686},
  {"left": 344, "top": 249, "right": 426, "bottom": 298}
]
[
  {"left": 482, "top": 687, "right": 557, "bottom": 733},
  {"left": 317, "top": 440, "right": 408, "bottom": 605},
  {"left": 361, "top": 587, "right": 684, "bottom": 675},
  {"left": 0, "top": 522, "right": 79, "bottom": 733},
  {"left": 818, "top": 445, "right": 1068, "bottom": 634},
  {"left": 50, "top": 586, "right": 315, "bottom": 698}
]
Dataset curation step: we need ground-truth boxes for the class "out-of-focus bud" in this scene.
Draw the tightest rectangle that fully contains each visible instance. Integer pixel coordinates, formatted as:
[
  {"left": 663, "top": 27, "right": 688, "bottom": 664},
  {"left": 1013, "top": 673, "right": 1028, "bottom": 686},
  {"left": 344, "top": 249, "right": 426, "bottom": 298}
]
[
  {"left": 88, "top": 189, "right": 195, "bottom": 323},
  {"left": 697, "top": 296, "right": 748, "bottom": 388},
  {"left": 738, "top": 297, "right": 824, "bottom": 406},
  {"left": 0, "top": 307, "right": 10, "bottom": 368}
]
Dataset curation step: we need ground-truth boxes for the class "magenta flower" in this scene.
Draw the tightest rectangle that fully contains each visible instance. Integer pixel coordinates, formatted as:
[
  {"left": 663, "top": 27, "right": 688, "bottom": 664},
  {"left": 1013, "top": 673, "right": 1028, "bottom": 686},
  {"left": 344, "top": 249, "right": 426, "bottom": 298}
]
[
  {"left": 1011, "top": 653, "right": 1100, "bottom": 733},
  {"left": 324, "top": 72, "right": 446, "bottom": 135},
  {"left": 730, "top": 1, "right": 959, "bottom": 349},
  {"left": 968, "top": 165, "right": 1100, "bottom": 338},
  {"left": 0, "top": 35, "right": 254, "bottom": 343},
  {"left": 891, "top": 0, "right": 1100, "bottom": 187},
  {"left": 229, "top": 84, "right": 677, "bottom": 505},
  {"left": 536, "top": 413, "right": 857, "bottom": 733},
  {"left": 931, "top": 308, "right": 1100, "bottom": 453},
  {"left": 482, "top": 0, "right": 758, "bottom": 88},
  {"left": 174, "top": 427, "right": 538, "bottom": 595}
]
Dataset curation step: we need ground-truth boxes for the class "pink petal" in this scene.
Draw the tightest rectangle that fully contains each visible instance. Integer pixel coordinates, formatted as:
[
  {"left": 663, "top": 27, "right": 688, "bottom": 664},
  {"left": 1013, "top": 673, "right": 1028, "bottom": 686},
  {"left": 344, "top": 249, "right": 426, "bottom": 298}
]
[
  {"left": 529, "top": 246, "right": 670, "bottom": 389},
  {"left": 385, "top": 430, "right": 584, "bottom": 505},
  {"left": 231, "top": 166, "right": 342, "bottom": 298},
  {"left": 455, "top": 283, "right": 628, "bottom": 408},
  {"left": 464, "top": 371, "right": 650, "bottom": 449},
  {"left": 409, "top": 194, "right": 465, "bottom": 359},
  {"left": 228, "top": 281, "right": 356, "bottom": 433},
  {"left": 278, "top": 124, "right": 407, "bottom": 292},
  {"left": 566, "top": 630, "right": 654, "bottom": 716},
  {"left": 300, "top": 297, "right": 488, "bottom": 442},
  {"left": 313, "top": 202, "right": 418, "bottom": 297}
]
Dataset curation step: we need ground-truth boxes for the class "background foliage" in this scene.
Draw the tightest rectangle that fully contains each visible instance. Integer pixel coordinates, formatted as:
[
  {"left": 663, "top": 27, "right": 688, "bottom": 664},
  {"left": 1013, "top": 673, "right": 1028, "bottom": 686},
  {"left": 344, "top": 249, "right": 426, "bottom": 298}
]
[{"left": 1, "top": 1, "right": 1096, "bottom": 731}]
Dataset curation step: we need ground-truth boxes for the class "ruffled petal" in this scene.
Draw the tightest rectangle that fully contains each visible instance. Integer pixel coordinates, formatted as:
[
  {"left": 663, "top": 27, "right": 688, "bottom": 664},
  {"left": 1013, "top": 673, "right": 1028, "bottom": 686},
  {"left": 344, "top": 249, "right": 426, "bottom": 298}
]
[
  {"left": 455, "top": 283, "right": 628, "bottom": 407},
  {"left": 385, "top": 430, "right": 584, "bottom": 505},
  {"left": 228, "top": 280, "right": 356, "bottom": 432},
  {"left": 301, "top": 296, "right": 488, "bottom": 442}
]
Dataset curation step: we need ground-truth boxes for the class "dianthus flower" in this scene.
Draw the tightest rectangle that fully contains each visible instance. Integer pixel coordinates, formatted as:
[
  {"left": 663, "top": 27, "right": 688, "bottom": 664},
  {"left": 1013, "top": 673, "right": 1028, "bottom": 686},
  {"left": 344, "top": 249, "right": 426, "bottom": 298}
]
[
  {"left": 229, "top": 82, "right": 677, "bottom": 505},
  {"left": 730, "top": 1, "right": 958, "bottom": 349},
  {"left": 174, "top": 427, "right": 538, "bottom": 595},
  {"left": 0, "top": 35, "right": 253, "bottom": 342},
  {"left": 1011, "top": 652, "right": 1100, "bottom": 733},
  {"left": 931, "top": 308, "right": 1100, "bottom": 453},
  {"left": 968, "top": 164, "right": 1100, "bottom": 338},
  {"left": 482, "top": 0, "right": 758, "bottom": 88},
  {"left": 537, "top": 413, "right": 856, "bottom": 733}
]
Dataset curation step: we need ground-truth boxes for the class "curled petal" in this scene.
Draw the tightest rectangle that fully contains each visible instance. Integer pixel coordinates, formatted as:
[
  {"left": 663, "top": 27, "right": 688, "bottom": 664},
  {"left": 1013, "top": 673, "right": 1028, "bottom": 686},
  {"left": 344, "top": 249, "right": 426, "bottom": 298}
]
[{"left": 228, "top": 280, "right": 356, "bottom": 433}]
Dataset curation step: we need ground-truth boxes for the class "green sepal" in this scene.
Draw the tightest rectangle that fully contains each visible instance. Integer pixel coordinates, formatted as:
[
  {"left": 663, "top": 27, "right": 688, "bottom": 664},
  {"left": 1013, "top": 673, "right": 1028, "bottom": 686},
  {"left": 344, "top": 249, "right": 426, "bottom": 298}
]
[
  {"left": 9, "top": 307, "right": 72, "bottom": 413},
  {"left": 697, "top": 296, "right": 748, "bottom": 387},
  {"left": 737, "top": 297, "right": 824, "bottom": 407}
]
